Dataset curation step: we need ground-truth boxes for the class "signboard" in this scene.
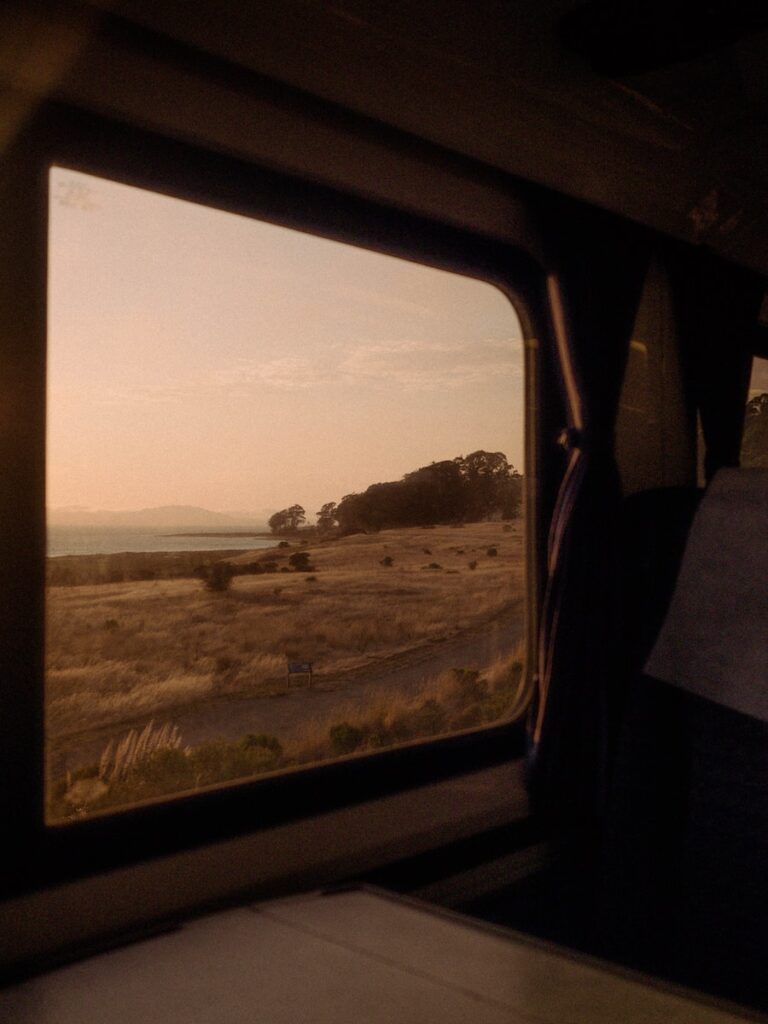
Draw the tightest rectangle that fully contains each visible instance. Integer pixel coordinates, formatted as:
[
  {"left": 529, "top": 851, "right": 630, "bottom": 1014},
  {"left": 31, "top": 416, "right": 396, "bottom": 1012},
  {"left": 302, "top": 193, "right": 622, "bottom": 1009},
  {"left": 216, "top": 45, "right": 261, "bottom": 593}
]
[
  {"left": 288, "top": 662, "right": 313, "bottom": 675},
  {"left": 286, "top": 660, "right": 313, "bottom": 689}
]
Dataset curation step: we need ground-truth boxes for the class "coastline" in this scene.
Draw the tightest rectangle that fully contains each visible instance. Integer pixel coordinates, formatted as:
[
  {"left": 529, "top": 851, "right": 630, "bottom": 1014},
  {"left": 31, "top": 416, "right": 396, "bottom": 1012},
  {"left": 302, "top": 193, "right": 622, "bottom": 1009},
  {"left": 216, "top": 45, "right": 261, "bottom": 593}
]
[{"left": 160, "top": 531, "right": 273, "bottom": 538}]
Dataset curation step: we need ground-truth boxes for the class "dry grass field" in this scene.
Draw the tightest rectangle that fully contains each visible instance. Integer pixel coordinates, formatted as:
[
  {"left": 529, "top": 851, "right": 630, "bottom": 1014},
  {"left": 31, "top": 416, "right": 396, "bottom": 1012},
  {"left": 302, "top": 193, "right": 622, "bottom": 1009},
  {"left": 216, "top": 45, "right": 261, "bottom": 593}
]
[{"left": 46, "top": 521, "right": 526, "bottom": 817}]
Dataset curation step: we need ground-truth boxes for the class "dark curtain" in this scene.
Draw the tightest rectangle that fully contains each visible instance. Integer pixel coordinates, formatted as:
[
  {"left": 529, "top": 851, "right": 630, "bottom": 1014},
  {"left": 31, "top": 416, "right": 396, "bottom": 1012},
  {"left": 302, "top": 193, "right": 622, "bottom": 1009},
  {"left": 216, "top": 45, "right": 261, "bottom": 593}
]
[
  {"left": 527, "top": 209, "right": 649, "bottom": 821},
  {"left": 669, "top": 247, "right": 763, "bottom": 479}
]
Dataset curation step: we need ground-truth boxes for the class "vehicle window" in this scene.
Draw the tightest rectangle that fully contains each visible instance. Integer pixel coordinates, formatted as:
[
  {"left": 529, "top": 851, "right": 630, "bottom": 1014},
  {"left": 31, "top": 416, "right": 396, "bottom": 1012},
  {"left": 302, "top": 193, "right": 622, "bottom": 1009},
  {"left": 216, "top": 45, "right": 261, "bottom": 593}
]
[
  {"left": 741, "top": 356, "right": 768, "bottom": 468},
  {"left": 46, "top": 167, "right": 527, "bottom": 821}
]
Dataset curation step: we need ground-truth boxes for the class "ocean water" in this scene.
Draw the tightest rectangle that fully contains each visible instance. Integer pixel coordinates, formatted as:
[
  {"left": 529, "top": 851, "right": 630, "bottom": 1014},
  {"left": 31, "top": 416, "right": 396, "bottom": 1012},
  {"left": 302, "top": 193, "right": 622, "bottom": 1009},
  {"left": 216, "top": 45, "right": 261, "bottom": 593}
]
[{"left": 47, "top": 526, "right": 276, "bottom": 558}]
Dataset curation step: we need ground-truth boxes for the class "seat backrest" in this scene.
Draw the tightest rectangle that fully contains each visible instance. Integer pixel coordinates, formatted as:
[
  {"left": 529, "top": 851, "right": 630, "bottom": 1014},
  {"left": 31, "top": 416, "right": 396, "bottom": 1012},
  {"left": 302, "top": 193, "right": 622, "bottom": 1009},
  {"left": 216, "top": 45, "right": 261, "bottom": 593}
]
[{"left": 602, "top": 476, "right": 768, "bottom": 1012}]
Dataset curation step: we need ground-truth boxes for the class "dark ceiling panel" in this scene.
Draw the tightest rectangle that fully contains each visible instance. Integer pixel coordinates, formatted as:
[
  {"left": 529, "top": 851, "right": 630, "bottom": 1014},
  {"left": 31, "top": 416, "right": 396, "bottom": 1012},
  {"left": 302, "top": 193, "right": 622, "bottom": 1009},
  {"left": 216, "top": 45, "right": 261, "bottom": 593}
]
[{"left": 3, "top": 0, "right": 768, "bottom": 275}]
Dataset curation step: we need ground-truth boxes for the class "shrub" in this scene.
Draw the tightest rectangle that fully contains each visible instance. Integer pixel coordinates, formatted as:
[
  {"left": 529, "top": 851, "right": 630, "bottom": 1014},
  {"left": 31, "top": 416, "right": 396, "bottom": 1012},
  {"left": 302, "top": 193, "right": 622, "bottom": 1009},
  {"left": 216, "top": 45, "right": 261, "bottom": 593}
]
[
  {"left": 468, "top": 560, "right": 478, "bottom": 570},
  {"left": 380, "top": 555, "right": 394, "bottom": 567},
  {"left": 412, "top": 698, "right": 445, "bottom": 736},
  {"left": 450, "top": 668, "right": 488, "bottom": 708},
  {"left": 305, "top": 575, "right": 318, "bottom": 583},
  {"left": 503, "top": 524, "right": 512, "bottom": 532},
  {"left": 386, "top": 712, "right": 416, "bottom": 743},
  {"left": 242, "top": 733, "right": 283, "bottom": 756},
  {"left": 449, "top": 703, "right": 484, "bottom": 730},
  {"left": 188, "top": 738, "right": 278, "bottom": 784},
  {"left": 329, "top": 721, "right": 364, "bottom": 755},
  {"left": 128, "top": 746, "right": 191, "bottom": 787},
  {"left": 239, "top": 562, "right": 264, "bottom": 575},
  {"left": 423, "top": 548, "right": 432, "bottom": 555},
  {"left": 104, "top": 618, "right": 119, "bottom": 631},
  {"left": 289, "top": 551, "right": 314, "bottom": 572},
  {"left": 486, "top": 547, "right": 498, "bottom": 557},
  {"left": 277, "top": 540, "right": 290, "bottom": 548},
  {"left": 427, "top": 562, "right": 442, "bottom": 570},
  {"left": 198, "top": 562, "right": 235, "bottom": 592}
]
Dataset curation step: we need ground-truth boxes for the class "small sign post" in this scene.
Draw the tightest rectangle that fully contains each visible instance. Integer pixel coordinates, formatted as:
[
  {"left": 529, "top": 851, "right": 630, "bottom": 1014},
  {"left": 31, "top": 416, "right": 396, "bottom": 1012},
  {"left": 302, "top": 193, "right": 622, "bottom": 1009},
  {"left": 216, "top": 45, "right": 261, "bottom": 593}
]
[{"left": 287, "top": 660, "right": 313, "bottom": 689}]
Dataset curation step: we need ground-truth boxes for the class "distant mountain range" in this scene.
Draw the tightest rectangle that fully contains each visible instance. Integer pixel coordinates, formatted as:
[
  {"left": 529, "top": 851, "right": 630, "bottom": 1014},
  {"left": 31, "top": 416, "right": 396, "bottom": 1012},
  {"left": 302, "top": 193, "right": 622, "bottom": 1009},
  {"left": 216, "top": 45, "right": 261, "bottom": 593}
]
[{"left": 47, "top": 505, "right": 272, "bottom": 529}]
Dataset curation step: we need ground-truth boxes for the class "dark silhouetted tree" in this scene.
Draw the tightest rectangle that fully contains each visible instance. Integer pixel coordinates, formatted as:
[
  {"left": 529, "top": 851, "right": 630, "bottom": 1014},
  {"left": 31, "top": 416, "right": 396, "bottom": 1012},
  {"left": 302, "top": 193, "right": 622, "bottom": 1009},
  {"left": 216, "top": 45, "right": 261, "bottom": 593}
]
[
  {"left": 268, "top": 504, "right": 306, "bottom": 535},
  {"left": 334, "top": 450, "right": 522, "bottom": 534},
  {"left": 316, "top": 502, "right": 339, "bottom": 537}
]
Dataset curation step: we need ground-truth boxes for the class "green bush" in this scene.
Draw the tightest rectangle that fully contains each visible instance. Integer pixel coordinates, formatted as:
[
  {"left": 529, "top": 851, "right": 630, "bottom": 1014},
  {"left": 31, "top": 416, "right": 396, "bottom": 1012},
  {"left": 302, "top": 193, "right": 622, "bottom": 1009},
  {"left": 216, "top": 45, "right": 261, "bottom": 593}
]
[
  {"left": 450, "top": 668, "right": 488, "bottom": 708},
  {"left": 188, "top": 740, "right": 277, "bottom": 785},
  {"left": 242, "top": 733, "right": 283, "bottom": 756},
  {"left": 198, "top": 562, "right": 235, "bottom": 593},
  {"left": 329, "top": 721, "right": 364, "bottom": 755},
  {"left": 130, "top": 746, "right": 192, "bottom": 787},
  {"left": 289, "top": 551, "right": 313, "bottom": 571},
  {"left": 449, "top": 703, "right": 484, "bottom": 730},
  {"left": 411, "top": 698, "right": 445, "bottom": 736}
]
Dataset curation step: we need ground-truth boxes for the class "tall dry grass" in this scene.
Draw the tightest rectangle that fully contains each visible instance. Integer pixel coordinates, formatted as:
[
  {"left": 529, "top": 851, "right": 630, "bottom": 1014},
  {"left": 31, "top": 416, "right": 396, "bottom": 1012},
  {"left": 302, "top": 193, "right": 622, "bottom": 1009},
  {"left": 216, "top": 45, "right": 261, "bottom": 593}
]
[{"left": 46, "top": 522, "right": 525, "bottom": 739}]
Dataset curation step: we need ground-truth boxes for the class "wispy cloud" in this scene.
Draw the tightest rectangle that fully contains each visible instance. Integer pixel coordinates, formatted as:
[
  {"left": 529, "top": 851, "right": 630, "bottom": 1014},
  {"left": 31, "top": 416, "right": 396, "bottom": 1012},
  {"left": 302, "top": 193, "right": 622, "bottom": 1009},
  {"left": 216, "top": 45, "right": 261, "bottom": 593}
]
[
  {"left": 87, "top": 337, "right": 522, "bottom": 405},
  {"left": 214, "top": 356, "right": 333, "bottom": 392},
  {"left": 337, "top": 337, "right": 522, "bottom": 392}
]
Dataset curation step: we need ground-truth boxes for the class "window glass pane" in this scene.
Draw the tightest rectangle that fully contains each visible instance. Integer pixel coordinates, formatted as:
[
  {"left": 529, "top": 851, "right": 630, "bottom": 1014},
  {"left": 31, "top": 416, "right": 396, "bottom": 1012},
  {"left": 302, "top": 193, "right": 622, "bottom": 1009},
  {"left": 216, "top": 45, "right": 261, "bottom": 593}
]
[
  {"left": 741, "top": 356, "right": 768, "bottom": 468},
  {"left": 46, "top": 167, "right": 526, "bottom": 820}
]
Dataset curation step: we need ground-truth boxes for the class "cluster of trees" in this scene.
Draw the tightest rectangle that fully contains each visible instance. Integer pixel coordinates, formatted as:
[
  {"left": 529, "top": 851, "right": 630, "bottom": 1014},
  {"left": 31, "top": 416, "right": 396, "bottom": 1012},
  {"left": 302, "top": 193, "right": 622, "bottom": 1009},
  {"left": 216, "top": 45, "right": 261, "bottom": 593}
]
[
  {"left": 268, "top": 504, "right": 306, "bottom": 535},
  {"left": 269, "top": 451, "right": 522, "bottom": 538}
]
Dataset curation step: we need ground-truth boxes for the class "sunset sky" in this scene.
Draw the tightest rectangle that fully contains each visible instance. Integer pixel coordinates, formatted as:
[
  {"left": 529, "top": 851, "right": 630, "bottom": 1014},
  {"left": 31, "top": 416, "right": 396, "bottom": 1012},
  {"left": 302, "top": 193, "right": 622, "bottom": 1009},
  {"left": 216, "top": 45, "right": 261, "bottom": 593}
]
[{"left": 47, "top": 167, "right": 524, "bottom": 522}]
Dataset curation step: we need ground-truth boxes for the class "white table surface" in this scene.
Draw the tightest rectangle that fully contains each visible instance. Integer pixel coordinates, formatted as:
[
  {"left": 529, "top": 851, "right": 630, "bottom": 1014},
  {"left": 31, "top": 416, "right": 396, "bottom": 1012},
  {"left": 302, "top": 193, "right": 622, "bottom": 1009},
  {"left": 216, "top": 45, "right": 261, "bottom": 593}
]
[{"left": 0, "top": 887, "right": 757, "bottom": 1023}]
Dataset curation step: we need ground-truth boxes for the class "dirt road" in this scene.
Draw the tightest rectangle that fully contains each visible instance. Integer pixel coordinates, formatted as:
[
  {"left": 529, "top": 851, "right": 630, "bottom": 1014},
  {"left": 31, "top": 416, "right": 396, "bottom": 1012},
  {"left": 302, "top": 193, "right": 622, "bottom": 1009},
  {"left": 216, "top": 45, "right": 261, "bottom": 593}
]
[
  {"left": 54, "top": 617, "right": 524, "bottom": 771},
  {"left": 174, "top": 616, "right": 523, "bottom": 747}
]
